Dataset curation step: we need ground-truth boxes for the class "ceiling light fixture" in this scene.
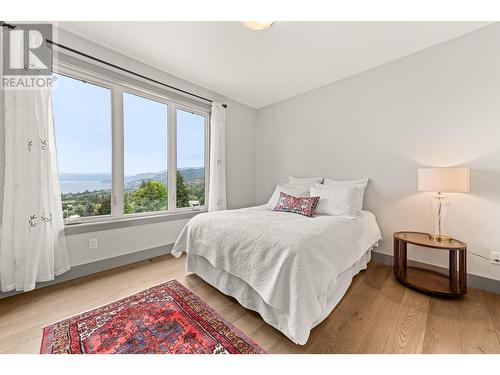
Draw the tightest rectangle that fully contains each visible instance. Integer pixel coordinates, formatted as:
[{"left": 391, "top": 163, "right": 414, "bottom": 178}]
[{"left": 241, "top": 21, "right": 274, "bottom": 31}]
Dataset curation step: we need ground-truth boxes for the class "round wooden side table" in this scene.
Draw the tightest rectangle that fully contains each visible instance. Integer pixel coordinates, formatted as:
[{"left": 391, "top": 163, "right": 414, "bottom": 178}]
[{"left": 393, "top": 231, "right": 467, "bottom": 298}]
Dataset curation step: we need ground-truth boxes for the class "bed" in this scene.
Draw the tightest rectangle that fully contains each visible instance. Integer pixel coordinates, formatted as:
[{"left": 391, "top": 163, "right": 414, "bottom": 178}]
[{"left": 171, "top": 205, "right": 382, "bottom": 345}]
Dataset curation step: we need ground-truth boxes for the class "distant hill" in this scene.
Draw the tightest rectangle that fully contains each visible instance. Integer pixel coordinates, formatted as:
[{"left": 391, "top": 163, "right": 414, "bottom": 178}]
[
  {"left": 177, "top": 167, "right": 205, "bottom": 182},
  {"left": 60, "top": 168, "right": 204, "bottom": 190},
  {"left": 124, "top": 170, "right": 167, "bottom": 190},
  {"left": 124, "top": 172, "right": 160, "bottom": 184}
]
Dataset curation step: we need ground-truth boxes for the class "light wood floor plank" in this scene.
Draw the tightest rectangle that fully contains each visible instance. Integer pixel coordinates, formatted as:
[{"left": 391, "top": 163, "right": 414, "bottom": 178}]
[
  {"left": 457, "top": 289, "right": 500, "bottom": 353},
  {"left": 485, "top": 292, "right": 500, "bottom": 344},
  {"left": 250, "top": 320, "right": 285, "bottom": 352},
  {"left": 354, "top": 272, "right": 407, "bottom": 353},
  {"left": 422, "top": 298, "right": 462, "bottom": 353},
  {"left": 383, "top": 288, "right": 430, "bottom": 354}
]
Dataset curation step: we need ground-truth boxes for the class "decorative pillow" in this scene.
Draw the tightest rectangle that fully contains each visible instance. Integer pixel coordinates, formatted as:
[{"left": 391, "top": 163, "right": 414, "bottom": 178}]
[
  {"left": 266, "top": 183, "right": 310, "bottom": 210},
  {"left": 288, "top": 176, "right": 324, "bottom": 186},
  {"left": 310, "top": 183, "right": 363, "bottom": 217},
  {"left": 273, "top": 192, "right": 320, "bottom": 218}
]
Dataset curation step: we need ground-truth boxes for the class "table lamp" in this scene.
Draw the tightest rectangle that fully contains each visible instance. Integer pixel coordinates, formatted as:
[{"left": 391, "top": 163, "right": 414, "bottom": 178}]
[{"left": 418, "top": 167, "right": 469, "bottom": 241}]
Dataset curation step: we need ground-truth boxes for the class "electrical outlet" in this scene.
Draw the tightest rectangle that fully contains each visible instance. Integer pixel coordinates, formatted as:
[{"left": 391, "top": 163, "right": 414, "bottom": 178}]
[
  {"left": 88, "top": 238, "right": 98, "bottom": 250},
  {"left": 490, "top": 251, "right": 500, "bottom": 265}
]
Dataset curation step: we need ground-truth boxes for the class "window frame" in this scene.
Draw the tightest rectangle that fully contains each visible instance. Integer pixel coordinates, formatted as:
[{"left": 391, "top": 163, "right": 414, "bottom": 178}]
[
  {"left": 122, "top": 88, "right": 170, "bottom": 217},
  {"left": 174, "top": 105, "right": 210, "bottom": 211},
  {"left": 52, "top": 70, "right": 115, "bottom": 223},
  {"left": 53, "top": 60, "right": 210, "bottom": 226}
]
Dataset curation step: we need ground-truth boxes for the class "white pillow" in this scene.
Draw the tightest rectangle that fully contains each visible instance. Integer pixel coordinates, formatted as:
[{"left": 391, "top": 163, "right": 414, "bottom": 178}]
[
  {"left": 323, "top": 177, "right": 368, "bottom": 187},
  {"left": 310, "top": 183, "right": 363, "bottom": 217},
  {"left": 288, "top": 176, "right": 324, "bottom": 186},
  {"left": 266, "top": 183, "right": 310, "bottom": 210},
  {"left": 322, "top": 178, "right": 368, "bottom": 208}
]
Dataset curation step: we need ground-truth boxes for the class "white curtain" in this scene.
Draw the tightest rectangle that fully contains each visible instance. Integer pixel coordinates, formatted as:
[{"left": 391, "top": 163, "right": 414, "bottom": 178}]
[
  {"left": 208, "top": 103, "right": 227, "bottom": 212},
  {"left": 0, "top": 86, "right": 70, "bottom": 292}
]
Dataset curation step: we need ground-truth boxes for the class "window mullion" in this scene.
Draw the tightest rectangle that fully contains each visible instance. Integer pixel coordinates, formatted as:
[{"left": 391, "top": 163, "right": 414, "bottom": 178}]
[
  {"left": 204, "top": 113, "right": 210, "bottom": 208},
  {"left": 112, "top": 86, "right": 124, "bottom": 218},
  {"left": 167, "top": 103, "right": 177, "bottom": 211}
]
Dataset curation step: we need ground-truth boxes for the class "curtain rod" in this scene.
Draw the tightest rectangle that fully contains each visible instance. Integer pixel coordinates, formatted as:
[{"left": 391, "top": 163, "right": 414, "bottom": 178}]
[{"left": 1, "top": 22, "right": 227, "bottom": 108}]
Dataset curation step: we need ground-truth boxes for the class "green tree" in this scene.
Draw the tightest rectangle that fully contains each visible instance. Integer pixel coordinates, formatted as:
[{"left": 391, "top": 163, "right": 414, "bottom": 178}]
[
  {"left": 73, "top": 204, "right": 85, "bottom": 216},
  {"left": 97, "top": 197, "right": 111, "bottom": 215},
  {"left": 124, "top": 192, "right": 133, "bottom": 214},
  {"left": 84, "top": 201, "right": 95, "bottom": 216},
  {"left": 176, "top": 171, "right": 189, "bottom": 207},
  {"left": 128, "top": 180, "right": 167, "bottom": 213}
]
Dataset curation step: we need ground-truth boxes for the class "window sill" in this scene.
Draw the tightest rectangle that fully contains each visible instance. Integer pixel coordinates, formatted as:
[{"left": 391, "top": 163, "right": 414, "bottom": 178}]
[{"left": 64, "top": 209, "right": 206, "bottom": 236}]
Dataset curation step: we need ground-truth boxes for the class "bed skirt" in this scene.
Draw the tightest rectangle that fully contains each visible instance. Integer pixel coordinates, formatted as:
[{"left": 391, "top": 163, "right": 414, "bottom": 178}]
[{"left": 186, "top": 249, "right": 372, "bottom": 345}]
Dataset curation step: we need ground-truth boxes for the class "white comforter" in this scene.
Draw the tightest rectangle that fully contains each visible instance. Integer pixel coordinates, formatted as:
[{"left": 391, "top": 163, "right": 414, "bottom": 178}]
[{"left": 171, "top": 205, "right": 382, "bottom": 344}]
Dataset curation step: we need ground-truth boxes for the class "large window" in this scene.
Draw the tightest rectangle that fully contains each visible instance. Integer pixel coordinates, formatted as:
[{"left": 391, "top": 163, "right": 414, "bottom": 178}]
[
  {"left": 123, "top": 92, "right": 168, "bottom": 214},
  {"left": 52, "top": 66, "right": 209, "bottom": 223},
  {"left": 52, "top": 73, "right": 112, "bottom": 219},
  {"left": 176, "top": 109, "right": 206, "bottom": 208}
]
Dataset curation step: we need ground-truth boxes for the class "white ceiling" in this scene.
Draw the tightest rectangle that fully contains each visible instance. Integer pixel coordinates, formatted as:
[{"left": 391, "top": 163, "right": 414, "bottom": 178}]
[{"left": 59, "top": 22, "right": 491, "bottom": 109}]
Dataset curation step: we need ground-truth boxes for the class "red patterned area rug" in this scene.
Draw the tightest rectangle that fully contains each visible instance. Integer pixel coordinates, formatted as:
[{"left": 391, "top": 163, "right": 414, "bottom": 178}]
[{"left": 40, "top": 280, "right": 266, "bottom": 354}]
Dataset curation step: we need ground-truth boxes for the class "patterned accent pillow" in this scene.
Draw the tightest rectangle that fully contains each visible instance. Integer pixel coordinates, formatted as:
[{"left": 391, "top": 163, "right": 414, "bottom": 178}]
[{"left": 273, "top": 192, "right": 320, "bottom": 218}]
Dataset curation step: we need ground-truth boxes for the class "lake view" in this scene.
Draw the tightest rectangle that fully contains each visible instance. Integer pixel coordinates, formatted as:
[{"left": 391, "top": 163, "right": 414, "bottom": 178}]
[{"left": 60, "top": 181, "right": 111, "bottom": 194}]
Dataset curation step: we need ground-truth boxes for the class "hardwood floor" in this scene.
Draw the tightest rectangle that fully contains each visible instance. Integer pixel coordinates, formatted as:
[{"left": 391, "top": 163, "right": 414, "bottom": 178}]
[{"left": 0, "top": 254, "right": 499, "bottom": 354}]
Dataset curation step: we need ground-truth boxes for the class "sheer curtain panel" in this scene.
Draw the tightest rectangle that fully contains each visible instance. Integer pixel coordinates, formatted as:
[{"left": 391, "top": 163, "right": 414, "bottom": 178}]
[
  {"left": 208, "top": 103, "right": 227, "bottom": 212},
  {"left": 0, "top": 86, "right": 70, "bottom": 292}
]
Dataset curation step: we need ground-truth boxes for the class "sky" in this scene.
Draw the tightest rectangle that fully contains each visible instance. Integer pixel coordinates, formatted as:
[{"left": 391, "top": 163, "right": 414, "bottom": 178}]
[{"left": 52, "top": 74, "right": 205, "bottom": 176}]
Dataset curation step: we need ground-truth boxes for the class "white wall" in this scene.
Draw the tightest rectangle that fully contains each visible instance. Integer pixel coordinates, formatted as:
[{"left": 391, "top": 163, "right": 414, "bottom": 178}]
[
  {"left": 0, "top": 28, "right": 257, "bottom": 268},
  {"left": 255, "top": 23, "right": 500, "bottom": 281}
]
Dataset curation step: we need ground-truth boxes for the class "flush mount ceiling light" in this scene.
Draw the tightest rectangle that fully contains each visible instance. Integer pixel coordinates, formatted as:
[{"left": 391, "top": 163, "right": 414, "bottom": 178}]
[{"left": 241, "top": 21, "right": 275, "bottom": 31}]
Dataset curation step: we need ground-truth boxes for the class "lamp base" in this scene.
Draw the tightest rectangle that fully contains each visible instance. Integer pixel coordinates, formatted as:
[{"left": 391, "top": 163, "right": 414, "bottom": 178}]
[{"left": 429, "top": 233, "right": 451, "bottom": 242}]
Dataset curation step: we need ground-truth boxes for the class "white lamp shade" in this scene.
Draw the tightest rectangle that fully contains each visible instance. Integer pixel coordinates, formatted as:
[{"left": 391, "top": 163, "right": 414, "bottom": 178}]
[
  {"left": 241, "top": 21, "right": 274, "bottom": 31},
  {"left": 418, "top": 167, "right": 469, "bottom": 193}
]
